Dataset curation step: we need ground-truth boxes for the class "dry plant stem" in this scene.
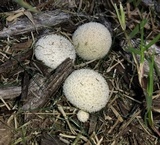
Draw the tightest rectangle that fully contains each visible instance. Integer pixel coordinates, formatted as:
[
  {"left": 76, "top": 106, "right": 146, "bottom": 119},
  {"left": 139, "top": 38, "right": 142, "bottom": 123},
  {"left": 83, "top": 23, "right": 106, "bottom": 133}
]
[
  {"left": 110, "top": 105, "right": 123, "bottom": 122},
  {"left": 41, "top": 133, "right": 66, "bottom": 145},
  {"left": 117, "top": 110, "right": 141, "bottom": 137},
  {"left": 57, "top": 104, "right": 76, "bottom": 135},
  {"left": 0, "top": 9, "right": 70, "bottom": 37},
  {"left": 136, "top": 117, "right": 157, "bottom": 140},
  {"left": 59, "top": 133, "right": 88, "bottom": 142},
  {"left": 21, "top": 58, "right": 73, "bottom": 111},
  {"left": 0, "top": 86, "right": 21, "bottom": 99},
  {"left": 90, "top": 132, "right": 103, "bottom": 145},
  {"left": 74, "top": 59, "right": 96, "bottom": 69},
  {"left": 0, "top": 96, "right": 11, "bottom": 110},
  {"left": 72, "top": 134, "right": 84, "bottom": 145}
]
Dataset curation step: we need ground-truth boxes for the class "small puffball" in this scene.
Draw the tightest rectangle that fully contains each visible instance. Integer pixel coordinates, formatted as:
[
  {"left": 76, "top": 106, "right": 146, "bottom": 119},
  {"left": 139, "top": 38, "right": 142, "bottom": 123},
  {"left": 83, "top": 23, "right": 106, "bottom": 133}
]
[
  {"left": 34, "top": 34, "right": 76, "bottom": 69},
  {"left": 72, "top": 22, "right": 112, "bottom": 60},
  {"left": 77, "top": 110, "right": 89, "bottom": 122},
  {"left": 63, "top": 69, "right": 110, "bottom": 113}
]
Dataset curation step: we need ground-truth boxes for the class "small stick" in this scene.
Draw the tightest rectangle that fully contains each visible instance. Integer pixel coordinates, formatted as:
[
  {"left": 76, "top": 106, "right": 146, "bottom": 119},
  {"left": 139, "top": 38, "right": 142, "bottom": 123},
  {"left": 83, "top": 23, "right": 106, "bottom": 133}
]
[
  {"left": 57, "top": 104, "right": 76, "bottom": 135},
  {"left": 0, "top": 10, "right": 70, "bottom": 38},
  {"left": 0, "top": 96, "right": 11, "bottom": 110},
  {"left": 0, "top": 86, "right": 21, "bottom": 99}
]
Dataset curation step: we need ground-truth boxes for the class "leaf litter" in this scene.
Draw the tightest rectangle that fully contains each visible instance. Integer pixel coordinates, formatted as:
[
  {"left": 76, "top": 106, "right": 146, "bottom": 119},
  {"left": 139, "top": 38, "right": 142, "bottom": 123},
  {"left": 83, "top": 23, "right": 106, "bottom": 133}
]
[{"left": 0, "top": 0, "right": 160, "bottom": 144}]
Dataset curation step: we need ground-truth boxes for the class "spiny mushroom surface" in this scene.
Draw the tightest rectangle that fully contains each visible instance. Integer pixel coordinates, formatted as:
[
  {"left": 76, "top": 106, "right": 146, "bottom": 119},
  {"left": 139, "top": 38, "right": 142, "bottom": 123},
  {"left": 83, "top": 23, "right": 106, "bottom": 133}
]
[
  {"left": 72, "top": 22, "right": 112, "bottom": 60},
  {"left": 34, "top": 34, "right": 76, "bottom": 69},
  {"left": 63, "top": 69, "right": 110, "bottom": 113}
]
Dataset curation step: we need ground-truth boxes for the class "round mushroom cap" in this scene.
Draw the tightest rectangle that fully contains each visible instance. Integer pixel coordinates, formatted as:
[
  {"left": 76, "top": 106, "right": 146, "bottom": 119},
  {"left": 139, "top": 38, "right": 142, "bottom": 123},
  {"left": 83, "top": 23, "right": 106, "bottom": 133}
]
[
  {"left": 34, "top": 34, "right": 76, "bottom": 69},
  {"left": 63, "top": 69, "right": 110, "bottom": 113},
  {"left": 77, "top": 110, "right": 89, "bottom": 122},
  {"left": 72, "top": 22, "right": 112, "bottom": 60}
]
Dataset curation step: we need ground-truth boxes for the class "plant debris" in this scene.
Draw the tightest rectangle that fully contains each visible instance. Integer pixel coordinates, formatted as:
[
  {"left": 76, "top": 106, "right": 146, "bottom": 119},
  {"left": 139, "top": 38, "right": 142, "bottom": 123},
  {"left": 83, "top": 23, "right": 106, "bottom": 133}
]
[
  {"left": 0, "top": 9, "right": 71, "bottom": 37},
  {"left": 21, "top": 58, "right": 73, "bottom": 111},
  {"left": 0, "top": 0, "right": 160, "bottom": 144}
]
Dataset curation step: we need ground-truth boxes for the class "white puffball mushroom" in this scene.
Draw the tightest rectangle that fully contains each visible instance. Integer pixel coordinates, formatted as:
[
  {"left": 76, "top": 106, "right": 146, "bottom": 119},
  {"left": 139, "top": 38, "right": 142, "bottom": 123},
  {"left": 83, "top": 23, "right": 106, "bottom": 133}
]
[
  {"left": 72, "top": 22, "right": 112, "bottom": 60},
  {"left": 34, "top": 34, "right": 76, "bottom": 69},
  {"left": 77, "top": 110, "right": 89, "bottom": 122},
  {"left": 63, "top": 69, "right": 110, "bottom": 114}
]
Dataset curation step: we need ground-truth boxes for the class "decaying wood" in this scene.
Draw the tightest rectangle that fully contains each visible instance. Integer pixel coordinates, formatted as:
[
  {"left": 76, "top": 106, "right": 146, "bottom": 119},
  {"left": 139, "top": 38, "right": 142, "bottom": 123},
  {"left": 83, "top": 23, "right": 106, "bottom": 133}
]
[
  {"left": 0, "top": 9, "right": 70, "bottom": 38},
  {"left": 0, "top": 86, "right": 21, "bottom": 99},
  {"left": 21, "top": 71, "right": 30, "bottom": 100},
  {"left": 21, "top": 58, "right": 73, "bottom": 111},
  {"left": 41, "top": 133, "right": 66, "bottom": 145},
  {"left": 0, "top": 49, "right": 33, "bottom": 74}
]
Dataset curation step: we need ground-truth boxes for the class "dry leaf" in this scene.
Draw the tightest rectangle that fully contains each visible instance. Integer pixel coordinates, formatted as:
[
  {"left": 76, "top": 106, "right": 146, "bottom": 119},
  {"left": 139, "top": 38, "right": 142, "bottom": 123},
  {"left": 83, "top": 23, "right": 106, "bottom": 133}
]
[
  {"left": 0, "top": 119, "right": 12, "bottom": 145},
  {"left": 10, "top": 39, "right": 32, "bottom": 51},
  {"left": 6, "top": 8, "right": 25, "bottom": 22}
]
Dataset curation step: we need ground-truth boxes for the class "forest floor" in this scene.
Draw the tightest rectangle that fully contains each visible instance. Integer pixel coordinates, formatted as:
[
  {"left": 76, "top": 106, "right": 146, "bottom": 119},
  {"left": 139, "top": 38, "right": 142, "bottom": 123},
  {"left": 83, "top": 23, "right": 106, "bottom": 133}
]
[{"left": 0, "top": 0, "right": 160, "bottom": 145}]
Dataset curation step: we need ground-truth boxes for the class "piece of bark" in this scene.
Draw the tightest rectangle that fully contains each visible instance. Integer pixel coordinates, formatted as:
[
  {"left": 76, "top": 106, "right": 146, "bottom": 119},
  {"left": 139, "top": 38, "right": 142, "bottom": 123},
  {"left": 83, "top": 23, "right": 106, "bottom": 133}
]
[
  {"left": 21, "top": 58, "right": 73, "bottom": 111},
  {"left": 0, "top": 86, "right": 21, "bottom": 99},
  {"left": 21, "top": 71, "right": 30, "bottom": 100},
  {"left": 41, "top": 133, "right": 66, "bottom": 145},
  {"left": 0, "top": 9, "right": 70, "bottom": 38},
  {"left": 10, "top": 39, "right": 32, "bottom": 51},
  {"left": 0, "top": 49, "right": 33, "bottom": 74}
]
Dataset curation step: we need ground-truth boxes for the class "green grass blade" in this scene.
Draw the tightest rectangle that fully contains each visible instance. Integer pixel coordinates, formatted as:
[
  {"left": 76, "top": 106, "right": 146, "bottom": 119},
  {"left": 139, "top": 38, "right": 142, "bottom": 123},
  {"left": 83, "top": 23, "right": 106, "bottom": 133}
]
[
  {"left": 114, "top": 3, "right": 126, "bottom": 31},
  {"left": 120, "top": 3, "right": 126, "bottom": 30},
  {"left": 129, "top": 24, "right": 140, "bottom": 39},
  {"left": 139, "top": 19, "right": 148, "bottom": 63},
  {"left": 127, "top": 47, "right": 141, "bottom": 54},
  {"left": 14, "top": 0, "right": 38, "bottom": 12},
  {"left": 146, "top": 55, "right": 154, "bottom": 126},
  {"left": 145, "top": 34, "right": 160, "bottom": 50},
  {"left": 147, "top": 56, "right": 154, "bottom": 97}
]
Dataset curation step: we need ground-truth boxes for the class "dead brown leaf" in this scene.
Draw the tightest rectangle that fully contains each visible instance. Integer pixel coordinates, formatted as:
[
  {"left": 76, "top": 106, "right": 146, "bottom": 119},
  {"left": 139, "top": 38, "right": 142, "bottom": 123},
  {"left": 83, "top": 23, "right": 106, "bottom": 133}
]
[
  {"left": 10, "top": 39, "right": 32, "bottom": 51},
  {"left": 0, "top": 118, "right": 12, "bottom": 145}
]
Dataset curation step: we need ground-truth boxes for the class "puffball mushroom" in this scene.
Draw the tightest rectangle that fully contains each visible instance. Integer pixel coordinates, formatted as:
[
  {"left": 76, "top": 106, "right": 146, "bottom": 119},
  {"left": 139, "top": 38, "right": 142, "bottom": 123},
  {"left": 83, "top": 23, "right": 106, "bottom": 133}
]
[
  {"left": 34, "top": 34, "right": 76, "bottom": 69},
  {"left": 77, "top": 110, "right": 90, "bottom": 123},
  {"left": 63, "top": 69, "right": 110, "bottom": 122},
  {"left": 72, "top": 22, "right": 112, "bottom": 60}
]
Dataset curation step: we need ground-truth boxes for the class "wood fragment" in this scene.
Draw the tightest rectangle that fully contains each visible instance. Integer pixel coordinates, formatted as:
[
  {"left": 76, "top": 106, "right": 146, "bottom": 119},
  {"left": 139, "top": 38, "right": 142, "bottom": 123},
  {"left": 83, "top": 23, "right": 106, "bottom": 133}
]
[
  {"left": 0, "top": 49, "right": 33, "bottom": 74},
  {"left": 0, "top": 86, "right": 21, "bottom": 99},
  {"left": 21, "top": 58, "right": 73, "bottom": 111},
  {"left": 21, "top": 71, "right": 30, "bottom": 100},
  {"left": 10, "top": 39, "right": 32, "bottom": 51},
  {"left": 41, "top": 133, "right": 66, "bottom": 145},
  {"left": 88, "top": 115, "right": 98, "bottom": 135},
  {"left": 0, "top": 9, "right": 70, "bottom": 38}
]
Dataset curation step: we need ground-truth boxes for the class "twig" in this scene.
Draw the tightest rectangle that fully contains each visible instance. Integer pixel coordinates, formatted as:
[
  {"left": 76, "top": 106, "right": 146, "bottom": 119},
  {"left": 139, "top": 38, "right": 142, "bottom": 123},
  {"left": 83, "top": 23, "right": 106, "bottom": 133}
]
[
  {"left": 0, "top": 86, "right": 21, "bottom": 99},
  {"left": 0, "top": 9, "right": 70, "bottom": 37}
]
